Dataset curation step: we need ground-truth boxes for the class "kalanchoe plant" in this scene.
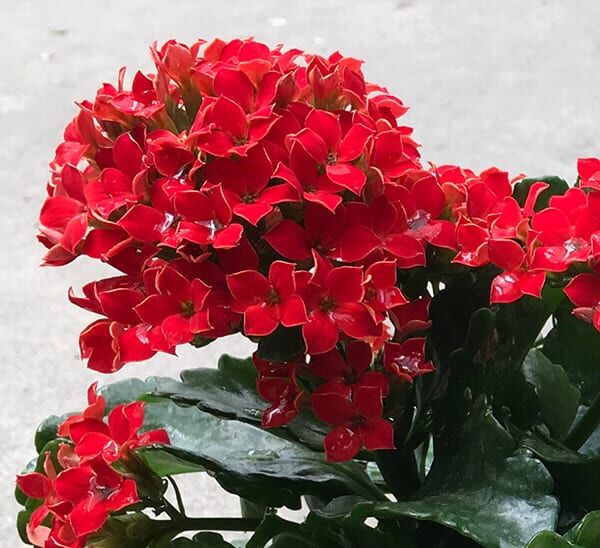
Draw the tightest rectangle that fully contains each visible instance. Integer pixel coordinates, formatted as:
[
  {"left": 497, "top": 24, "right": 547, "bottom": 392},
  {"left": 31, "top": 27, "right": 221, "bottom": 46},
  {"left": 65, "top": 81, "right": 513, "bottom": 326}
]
[{"left": 16, "top": 36, "right": 600, "bottom": 547}]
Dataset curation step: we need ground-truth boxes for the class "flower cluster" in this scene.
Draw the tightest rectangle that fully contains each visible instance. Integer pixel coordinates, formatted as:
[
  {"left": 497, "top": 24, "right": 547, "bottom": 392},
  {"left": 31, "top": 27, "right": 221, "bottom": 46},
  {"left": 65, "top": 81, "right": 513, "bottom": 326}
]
[
  {"left": 37, "top": 36, "right": 600, "bottom": 461},
  {"left": 16, "top": 385, "right": 168, "bottom": 547}
]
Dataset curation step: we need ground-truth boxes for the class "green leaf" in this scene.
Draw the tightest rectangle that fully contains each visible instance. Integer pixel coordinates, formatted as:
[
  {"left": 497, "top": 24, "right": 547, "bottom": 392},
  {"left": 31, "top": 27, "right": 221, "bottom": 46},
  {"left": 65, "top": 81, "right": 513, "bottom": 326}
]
[
  {"left": 520, "top": 429, "right": 600, "bottom": 511},
  {"left": 34, "top": 414, "right": 64, "bottom": 453},
  {"left": 256, "top": 325, "right": 305, "bottom": 362},
  {"left": 137, "top": 398, "right": 382, "bottom": 508},
  {"left": 543, "top": 304, "right": 600, "bottom": 405},
  {"left": 564, "top": 510, "right": 600, "bottom": 545},
  {"left": 316, "top": 399, "right": 558, "bottom": 548},
  {"left": 513, "top": 175, "right": 570, "bottom": 212},
  {"left": 169, "top": 532, "right": 236, "bottom": 547},
  {"left": 525, "top": 510, "right": 600, "bottom": 547},
  {"left": 525, "top": 531, "right": 576, "bottom": 547},
  {"left": 151, "top": 355, "right": 327, "bottom": 450},
  {"left": 521, "top": 350, "right": 581, "bottom": 438}
]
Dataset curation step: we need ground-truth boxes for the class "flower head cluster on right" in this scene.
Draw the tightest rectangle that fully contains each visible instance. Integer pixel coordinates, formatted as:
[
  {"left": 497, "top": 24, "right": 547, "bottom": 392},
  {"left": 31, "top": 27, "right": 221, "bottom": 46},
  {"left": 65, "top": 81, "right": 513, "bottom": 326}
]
[{"left": 37, "top": 37, "right": 600, "bottom": 462}]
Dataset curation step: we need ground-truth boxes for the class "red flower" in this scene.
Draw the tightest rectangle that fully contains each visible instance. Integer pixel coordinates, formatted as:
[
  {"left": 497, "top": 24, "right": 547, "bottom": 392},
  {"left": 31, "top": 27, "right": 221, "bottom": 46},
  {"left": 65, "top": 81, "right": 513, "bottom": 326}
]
[
  {"left": 292, "top": 110, "right": 373, "bottom": 195},
  {"left": 253, "top": 354, "right": 305, "bottom": 427},
  {"left": 529, "top": 188, "right": 597, "bottom": 272},
  {"left": 147, "top": 130, "right": 195, "bottom": 177},
  {"left": 273, "top": 141, "right": 343, "bottom": 212},
  {"left": 312, "top": 379, "right": 394, "bottom": 462},
  {"left": 384, "top": 338, "right": 434, "bottom": 383},
  {"left": 564, "top": 273, "right": 600, "bottom": 331},
  {"left": 191, "top": 96, "right": 278, "bottom": 157},
  {"left": 488, "top": 237, "right": 546, "bottom": 304},
  {"left": 310, "top": 342, "right": 389, "bottom": 395},
  {"left": 264, "top": 202, "right": 347, "bottom": 261},
  {"left": 300, "top": 254, "right": 379, "bottom": 354},
  {"left": 39, "top": 165, "right": 88, "bottom": 263},
  {"left": 134, "top": 265, "right": 212, "bottom": 346},
  {"left": 56, "top": 463, "right": 140, "bottom": 540},
  {"left": 17, "top": 384, "right": 168, "bottom": 547},
  {"left": 79, "top": 320, "right": 161, "bottom": 373},
  {"left": 174, "top": 187, "right": 244, "bottom": 249},
  {"left": 227, "top": 261, "right": 308, "bottom": 336},
  {"left": 204, "top": 144, "right": 297, "bottom": 226},
  {"left": 578, "top": 157, "right": 600, "bottom": 190},
  {"left": 363, "top": 261, "right": 407, "bottom": 316}
]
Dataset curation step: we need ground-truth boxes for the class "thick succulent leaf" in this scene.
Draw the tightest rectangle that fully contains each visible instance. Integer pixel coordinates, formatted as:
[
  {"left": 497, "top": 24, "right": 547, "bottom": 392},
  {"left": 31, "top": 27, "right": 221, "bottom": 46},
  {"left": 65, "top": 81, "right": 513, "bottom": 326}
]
[
  {"left": 513, "top": 175, "right": 570, "bottom": 212},
  {"left": 525, "top": 510, "right": 600, "bottom": 547},
  {"left": 543, "top": 303, "right": 600, "bottom": 405},
  {"left": 256, "top": 325, "right": 305, "bottom": 362},
  {"left": 169, "top": 532, "right": 236, "bottom": 547},
  {"left": 150, "top": 355, "right": 327, "bottom": 450},
  {"left": 137, "top": 398, "right": 382, "bottom": 508},
  {"left": 525, "top": 531, "right": 576, "bottom": 547},
  {"left": 521, "top": 429, "right": 600, "bottom": 511},
  {"left": 315, "top": 399, "right": 558, "bottom": 548},
  {"left": 564, "top": 510, "right": 600, "bottom": 545},
  {"left": 521, "top": 350, "right": 581, "bottom": 438}
]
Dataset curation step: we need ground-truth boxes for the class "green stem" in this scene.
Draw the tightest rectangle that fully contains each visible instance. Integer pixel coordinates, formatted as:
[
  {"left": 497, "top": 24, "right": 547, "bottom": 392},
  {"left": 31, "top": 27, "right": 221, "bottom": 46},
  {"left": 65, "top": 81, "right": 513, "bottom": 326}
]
[
  {"left": 152, "top": 516, "right": 263, "bottom": 533},
  {"left": 167, "top": 476, "right": 187, "bottom": 517},
  {"left": 564, "top": 391, "right": 600, "bottom": 450},
  {"left": 178, "top": 517, "right": 262, "bottom": 531},
  {"left": 374, "top": 448, "right": 420, "bottom": 501}
]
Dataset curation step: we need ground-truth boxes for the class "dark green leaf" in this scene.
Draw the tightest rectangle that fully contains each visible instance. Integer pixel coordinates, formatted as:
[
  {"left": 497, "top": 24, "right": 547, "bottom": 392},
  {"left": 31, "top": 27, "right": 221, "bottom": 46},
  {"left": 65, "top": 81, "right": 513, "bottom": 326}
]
[
  {"left": 525, "top": 531, "right": 575, "bottom": 547},
  {"left": 256, "top": 325, "right": 305, "bottom": 362},
  {"left": 513, "top": 176, "right": 570, "bottom": 212},
  {"left": 138, "top": 398, "right": 382, "bottom": 508},
  {"left": 151, "top": 355, "right": 327, "bottom": 450},
  {"left": 521, "top": 429, "right": 600, "bottom": 511},
  {"left": 316, "top": 399, "right": 558, "bottom": 548},
  {"left": 543, "top": 304, "right": 600, "bottom": 405},
  {"left": 169, "top": 532, "right": 236, "bottom": 547},
  {"left": 34, "top": 414, "right": 64, "bottom": 453},
  {"left": 564, "top": 510, "right": 600, "bottom": 545},
  {"left": 521, "top": 350, "right": 581, "bottom": 438},
  {"left": 525, "top": 510, "right": 600, "bottom": 547}
]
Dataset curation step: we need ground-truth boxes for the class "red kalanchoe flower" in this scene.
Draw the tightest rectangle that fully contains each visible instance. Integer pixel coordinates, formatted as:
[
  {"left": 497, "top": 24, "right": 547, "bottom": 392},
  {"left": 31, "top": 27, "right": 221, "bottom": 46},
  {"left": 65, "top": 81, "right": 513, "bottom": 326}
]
[
  {"left": 134, "top": 265, "right": 212, "bottom": 346},
  {"left": 17, "top": 384, "right": 169, "bottom": 547},
  {"left": 488, "top": 236, "right": 546, "bottom": 304},
  {"left": 578, "top": 157, "right": 600, "bottom": 190},
  {"left": 384, "top": 337, "right": 434, "bottom": 383},
  {"left": 252, "top": 353, "right": 305, "bottom": 427},
  {"left": 292, "top": 110, "right": 373, "bottom": 195},
  {"left": 312, "top": 379, "right": 394, "bottom": 462},
  {"left": 227, "top": 261, "right": 308, "bottom": 336},
  {"left": 564, "top": 273, "right": 600, "bottom": 331},
  {"left": 300, "top": 254, "right": 379, "bottom": 354}
]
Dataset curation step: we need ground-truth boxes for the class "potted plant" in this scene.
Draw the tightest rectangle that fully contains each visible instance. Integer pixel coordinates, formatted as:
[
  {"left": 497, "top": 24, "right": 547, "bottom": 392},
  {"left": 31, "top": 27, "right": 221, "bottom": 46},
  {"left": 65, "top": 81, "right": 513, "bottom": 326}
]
[{"left": 16, "top": 37, "right": 600, "bottom": 547}]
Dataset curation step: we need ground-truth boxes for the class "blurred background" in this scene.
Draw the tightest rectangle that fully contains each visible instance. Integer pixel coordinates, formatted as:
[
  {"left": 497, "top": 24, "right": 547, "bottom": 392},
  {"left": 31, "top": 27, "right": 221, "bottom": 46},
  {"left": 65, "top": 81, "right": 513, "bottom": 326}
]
[{"left": 1, "top": 0, "right": 599, "bottom": 543}]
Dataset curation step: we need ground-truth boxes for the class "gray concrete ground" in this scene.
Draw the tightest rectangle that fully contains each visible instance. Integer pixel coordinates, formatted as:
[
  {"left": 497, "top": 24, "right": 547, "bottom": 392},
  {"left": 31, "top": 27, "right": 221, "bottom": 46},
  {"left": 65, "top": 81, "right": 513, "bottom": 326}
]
[{"left": 1, "top": 0, "right": 600, "bottom": 544}]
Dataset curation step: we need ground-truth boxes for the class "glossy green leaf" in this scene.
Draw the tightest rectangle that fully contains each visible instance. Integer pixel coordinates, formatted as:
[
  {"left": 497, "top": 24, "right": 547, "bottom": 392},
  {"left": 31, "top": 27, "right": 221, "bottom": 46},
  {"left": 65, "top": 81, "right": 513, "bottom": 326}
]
[
  {"left": 543, "top": 303, "right": 600, "bottom": 405},
  {"left": 169, "top": 532, "right": 236, "bottom": 547},
  {"left": 150, "top": 355, "right": 327, "bottom": 450},
  {"left": 521, "top": 350, "right": 581, "bottom": 438},
  {"left": 525, "top": 510, "right": 600, "bottom": 547},
  {"left": 525, "top": 531, "right": 576, "bottom": 547},
  {"left": 521, "top": 429, "right": 600, "bottom": 511},
  {"left": 315, "top": 399, "right": 558, "bottom": 548},
  {"left": 256, "top": 325, "right": 305, "bottom": 362},
  {"left": 564, "top": 510, "right": 600, "bottom": 545},
  {"left": 137, "top": 398, "right": 382, "bottom": 508},
  {"left": 513, "top": 175, "right": 570, "bottom": 212}
]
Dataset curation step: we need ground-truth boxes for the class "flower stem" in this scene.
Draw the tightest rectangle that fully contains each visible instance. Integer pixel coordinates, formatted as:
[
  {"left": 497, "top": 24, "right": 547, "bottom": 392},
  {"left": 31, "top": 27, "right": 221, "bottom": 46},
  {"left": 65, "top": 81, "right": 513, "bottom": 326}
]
[
  {"left": 564, "top": 391, "right": 600, "bottom": 450},
  {"left": 173, "top": 517, "right": 263, "bottom": 532}
]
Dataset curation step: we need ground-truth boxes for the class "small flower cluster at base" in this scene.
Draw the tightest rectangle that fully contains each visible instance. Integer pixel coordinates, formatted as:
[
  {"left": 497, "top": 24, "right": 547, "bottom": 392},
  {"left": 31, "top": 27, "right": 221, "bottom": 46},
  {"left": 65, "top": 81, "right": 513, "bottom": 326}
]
[{"left": 16, "top": 384, "right": 169, "bottom": 547}]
